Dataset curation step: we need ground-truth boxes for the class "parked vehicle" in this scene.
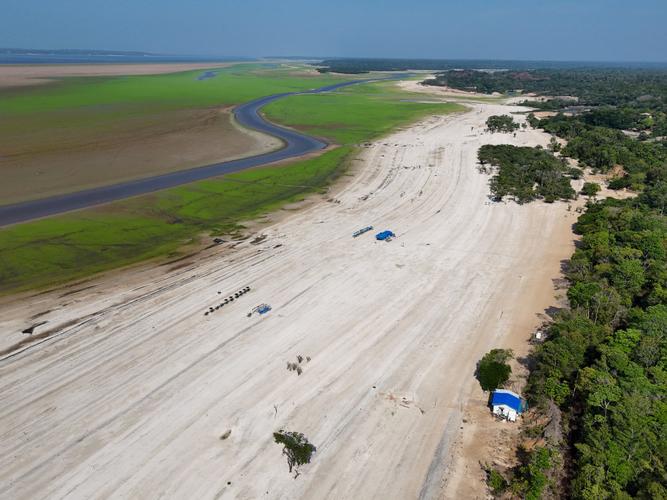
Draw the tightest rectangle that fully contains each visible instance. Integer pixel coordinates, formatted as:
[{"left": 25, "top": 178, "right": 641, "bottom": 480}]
[
  {"left": 248, "top": 303, "right": 272, "bottom": 317},
  {"left": 353, "top": 225, "right": 373, "bottom": 237}
]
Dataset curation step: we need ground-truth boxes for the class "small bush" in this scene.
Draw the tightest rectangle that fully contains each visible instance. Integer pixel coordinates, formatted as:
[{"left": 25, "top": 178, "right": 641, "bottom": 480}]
[
  {"left": 273, "top": 430, "right": 316, "bottom": 477},
  {"left": 567, "top": 167, "right": 584, "bottom": 179},
  {"left": 477, "top": 348, "right": 514, "bottom": 391},
  {"left": 581, "top": 182, "right": 601, "bottom": 197},
  {"left": 608, "top": 175, "right": 631, "bottom": 190},
  {"left": 485, "top": 466, "right": 509, "bottom": 496}
]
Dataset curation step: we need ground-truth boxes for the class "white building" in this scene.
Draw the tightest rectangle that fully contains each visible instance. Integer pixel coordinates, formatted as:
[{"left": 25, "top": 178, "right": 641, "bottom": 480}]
[{"left": 491, "top": 389, "right": 524, "bottom": 422}]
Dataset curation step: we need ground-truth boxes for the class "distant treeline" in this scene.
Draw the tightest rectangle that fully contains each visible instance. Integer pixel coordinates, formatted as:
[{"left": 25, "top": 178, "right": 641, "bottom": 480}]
[
  {"left": 314, "top": 58, "right": 667, "bottom": 75},
  {"left": 424, "top": 68, "right": 667, "bottom": 110}
]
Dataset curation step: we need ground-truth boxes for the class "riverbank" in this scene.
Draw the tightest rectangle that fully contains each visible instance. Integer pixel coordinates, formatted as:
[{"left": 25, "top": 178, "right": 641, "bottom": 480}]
[
  {"left": 0, "top": 100, "right": 579, "bottom": 498},
  {"left": 0, "top": 76, "right": 456, "bottom": 293},
  {"left": 0, "top": 64, "right": 345, "bottom": 207}
]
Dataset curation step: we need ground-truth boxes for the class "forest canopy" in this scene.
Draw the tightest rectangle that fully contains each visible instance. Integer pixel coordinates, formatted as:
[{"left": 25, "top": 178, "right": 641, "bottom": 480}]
[
  {"left": 486, "top": 115, "right": 520, "bottom": 133},
  {"left": 423, "top": 68, "right": 667, "bottom": 111},
  {"left": 478, "top": 144, "right": 576, "bottom": 203}
]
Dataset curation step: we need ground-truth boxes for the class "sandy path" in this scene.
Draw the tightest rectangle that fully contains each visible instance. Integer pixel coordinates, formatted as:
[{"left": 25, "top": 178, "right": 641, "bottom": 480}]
[{"left": 0, "top": 103, "right": 577, "bottom": 499}]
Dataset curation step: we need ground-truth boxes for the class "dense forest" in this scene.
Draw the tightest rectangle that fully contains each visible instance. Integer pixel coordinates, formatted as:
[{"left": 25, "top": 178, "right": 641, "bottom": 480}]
[
  {"left": 313, "top": 59, "right": 659, "bottom": 75},
  {"left": 424, "top": 69, "right": 667, "bottom": 112},
  {"left": 535, "top": 113, "right": 667, "bottom": 189},
  {"left": 474, "top": 70, "right": 667, "bottom": 499},
  {"left": 478, "top": 145, "right": 576, "bottom": 203},
  {"left": 525, "top": 179, "right": 667, "bottom": 498}
]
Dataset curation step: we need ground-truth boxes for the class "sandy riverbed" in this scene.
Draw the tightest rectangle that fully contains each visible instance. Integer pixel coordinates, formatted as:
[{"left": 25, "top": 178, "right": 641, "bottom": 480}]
[
  {"left": 0, "top": 63, "right": 284, "bottom": 204},
  {"left": 0, "top": 106, "right": 282, "bottom": 205},
  {"left": 0, "top": 63, "right": 235, "bottom": 89},
  {"left": 0, "top": 101, "right": 578, "bottom": 499}
]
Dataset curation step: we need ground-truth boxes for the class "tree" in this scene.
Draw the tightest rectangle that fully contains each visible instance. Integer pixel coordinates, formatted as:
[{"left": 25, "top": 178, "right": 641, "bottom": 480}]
[
  {"left": 476, "top": 348, "right": 514, "bottom": 391},
  {"left": 576, "top": 367, "right": 621, "bottom": 418},
  {"left": 581, "top": 182, "right": 601, "bottom": 197},
  {"left": 478, "top": 144, "right": 576, "bottom": 203},
  {"left": 486, "top": 115, "right": 520, "bottom": 133},
  {"left": 641, "top": 180, "right": 667, "bottom": 214},
  {"left": 273, "top": 430, "right": 316, "bottom": 477},
  {"left": 610, "top": 258, "right": 646, "bottom": 303}
]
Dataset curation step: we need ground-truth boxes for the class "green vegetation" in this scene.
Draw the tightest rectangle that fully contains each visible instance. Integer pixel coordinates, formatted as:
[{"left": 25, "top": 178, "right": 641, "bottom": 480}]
[
  {"left": 581, "top": 182, "right": 601, "bottom": 197},
  {"left": 0, "top": 63, "right": 349, "bottom": 202},
  {"left": 315, "top": 58, "right": 619, "bottom": 75},
  {"left": 428, "top": 67, "right": 667, "bottom": 141},
  {"left": 424, "top": 68, "right": 667, "bottom": 110},
  {"left": 264, "top": 81, "right": 464, "bottom": 145},
  {"left": 510, "top": 447, "right": 558, "bottom": 500},
  {"left": 513, "top": 76, "right": 667, "bottom": 499},
  {"left": 0, "top": 64, "right": 345, "bottom": 116},
  {"left": 0, "top": 75, "right": 460, "bottom": 294},
  {"left": 484, "top": 466, "right": 509, "bottom": 496},
  {"left": 476, "top": 348, "right": 513, "bottom": 391},
  {"left": 486, "top": 447, "right": 560, "bottom": 499},
  {"left": 0, "top": 64, "right": 345, "bottom": 158},
  {"left": 526, "top": 189, "right": 667, "bottom": 497},
  {"left": 538, "top": 113, "right": 667, "bottom": 191},
  {"left": 0, "top": 147, "right": 351, "bottom": 293},
  {"left": 273, "top": 430, "right": 316, "bottom": 476},
  {"left": 468, "top": 68, "right": 667, "bottom": 498},
  {"left": 486, "top": 114, "right": 519, "bottom": 133},
  {"left": 478, "top": 145, "right": 576, "bottom": 203},
  {"left": 316, "top": 58, "right": 458, "bottom": 74}
]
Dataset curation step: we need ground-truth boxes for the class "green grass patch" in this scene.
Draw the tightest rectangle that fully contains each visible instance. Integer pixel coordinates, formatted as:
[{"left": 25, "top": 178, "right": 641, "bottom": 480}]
[
  {"left": 0, "top": 63, "right": 345, "bottom": 115},
  {"left": 0, "top": 63, "right": 348, "bottom": 162},
  {"left": 0, "top": 147, "right": 351, "bottom": 293},
  {"left": 264, "top": 81, "right": 465, "bottom": 144},
  {"left": 0, "top": 72, "right": 465, "bottom": 294}
]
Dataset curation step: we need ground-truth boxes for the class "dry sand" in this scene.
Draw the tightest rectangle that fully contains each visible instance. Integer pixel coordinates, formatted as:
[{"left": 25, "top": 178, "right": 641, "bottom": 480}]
[
  {"left": 398, "top": 79, "right": 502, "bottom": 101},
  {"left": 0, "top": 102, "right": 578, "bottom": 499},
  {"left": 0, "top": 63, "right": 234, "bottom": 89}
]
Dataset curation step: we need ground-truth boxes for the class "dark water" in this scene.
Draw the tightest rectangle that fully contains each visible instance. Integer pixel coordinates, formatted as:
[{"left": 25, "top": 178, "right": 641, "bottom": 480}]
[
  {"left": 197, "top": 71, "right": 218, "bottom": 81},
  {"left": 0, "top": 78, "right": 388, "bottom": 227}
]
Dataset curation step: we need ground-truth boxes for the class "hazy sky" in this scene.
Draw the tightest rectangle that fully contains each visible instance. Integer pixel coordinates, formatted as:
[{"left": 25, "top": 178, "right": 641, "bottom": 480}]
[{"left": 2, "top": 0, "right": 666, "bottom": 61}]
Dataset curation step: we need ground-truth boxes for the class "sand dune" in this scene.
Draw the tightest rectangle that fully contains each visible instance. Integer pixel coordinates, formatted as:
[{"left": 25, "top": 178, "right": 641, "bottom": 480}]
[{"left": 0, "top": 102, "right": 577, "bottom": 498}]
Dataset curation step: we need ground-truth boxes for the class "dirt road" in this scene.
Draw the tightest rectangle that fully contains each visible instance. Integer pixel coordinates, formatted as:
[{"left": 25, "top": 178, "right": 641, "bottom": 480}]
[{"left": 0, "top": 102, "right": 577, "bottom": 499}]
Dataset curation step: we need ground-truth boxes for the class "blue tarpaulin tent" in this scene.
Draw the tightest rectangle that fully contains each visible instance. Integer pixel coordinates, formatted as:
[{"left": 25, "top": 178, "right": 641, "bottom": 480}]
[
  {"left": 375, "top": 230, "right": 395, "bottom": 241},
  {"left": 490, "top": 389, "right": 524, "bottom": 421}
]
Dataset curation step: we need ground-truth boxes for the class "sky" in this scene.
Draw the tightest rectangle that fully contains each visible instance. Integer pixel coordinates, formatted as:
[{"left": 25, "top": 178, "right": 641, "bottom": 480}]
[{"left": 2, "top": 0, "right": 666, "bottom": 62}]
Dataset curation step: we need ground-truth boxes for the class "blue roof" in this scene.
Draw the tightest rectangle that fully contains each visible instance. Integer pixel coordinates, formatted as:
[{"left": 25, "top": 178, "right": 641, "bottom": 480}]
[
  {"left": 375, "top": 230, "right": 395, "bottom": 240},
  {"left": 491, "top": 389, "right": 523, "bottom": 412}
]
